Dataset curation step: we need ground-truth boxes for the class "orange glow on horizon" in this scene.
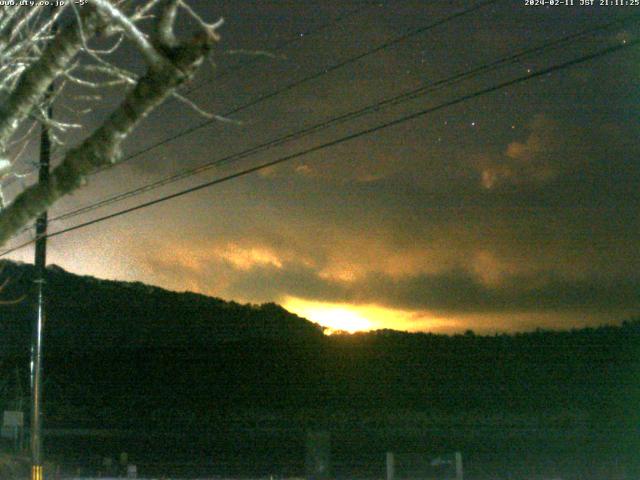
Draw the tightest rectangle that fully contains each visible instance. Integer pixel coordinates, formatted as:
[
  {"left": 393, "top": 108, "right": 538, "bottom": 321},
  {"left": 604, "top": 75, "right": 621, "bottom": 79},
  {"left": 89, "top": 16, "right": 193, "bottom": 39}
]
[{"left": 282, "top": 296, "right": 451, "bottom": 334}]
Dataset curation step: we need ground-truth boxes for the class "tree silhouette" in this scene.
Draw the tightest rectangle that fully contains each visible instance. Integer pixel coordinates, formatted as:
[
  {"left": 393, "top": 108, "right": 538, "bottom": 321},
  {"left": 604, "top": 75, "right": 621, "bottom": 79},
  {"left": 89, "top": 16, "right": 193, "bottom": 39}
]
[{"left": 0, "top": 1, "right": 223, "bottom": 247}]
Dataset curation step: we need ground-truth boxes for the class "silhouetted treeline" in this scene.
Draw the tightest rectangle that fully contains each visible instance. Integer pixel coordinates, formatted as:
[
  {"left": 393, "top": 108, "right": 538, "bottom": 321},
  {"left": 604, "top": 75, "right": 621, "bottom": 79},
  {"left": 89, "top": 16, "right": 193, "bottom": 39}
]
[{"left": 0, "top": 260, "right": 638, "bottom": 478}]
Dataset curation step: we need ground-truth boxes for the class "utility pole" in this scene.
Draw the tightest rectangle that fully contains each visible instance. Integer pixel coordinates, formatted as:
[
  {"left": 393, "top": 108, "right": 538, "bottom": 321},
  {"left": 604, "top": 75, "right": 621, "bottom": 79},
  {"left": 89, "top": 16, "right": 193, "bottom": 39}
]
[
  {"left": 30, "top": 98, "right": 51, "bottom": 480},
  {"left": 32, "top": 118, "right": 51, "bottom": 479}
]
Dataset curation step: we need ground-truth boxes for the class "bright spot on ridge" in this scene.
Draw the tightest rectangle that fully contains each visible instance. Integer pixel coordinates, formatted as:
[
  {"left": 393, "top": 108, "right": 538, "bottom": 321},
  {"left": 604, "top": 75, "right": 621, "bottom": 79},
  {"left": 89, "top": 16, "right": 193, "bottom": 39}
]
[{"left": 282, "top": 296, "right": 446, "bottom": 334}]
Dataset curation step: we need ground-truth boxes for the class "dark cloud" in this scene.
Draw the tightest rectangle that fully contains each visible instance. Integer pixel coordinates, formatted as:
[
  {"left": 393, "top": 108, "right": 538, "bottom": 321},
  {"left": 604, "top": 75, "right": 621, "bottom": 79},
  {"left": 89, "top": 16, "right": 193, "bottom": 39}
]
[
  {"left": 221, "top": 260, "right": 640, "bottom": 316},
  {"left": 6, "top": 2, "right": 636, "bottom": 333},
  {"left": 360, "top": 271, "right": 640, "bottom": 314}
]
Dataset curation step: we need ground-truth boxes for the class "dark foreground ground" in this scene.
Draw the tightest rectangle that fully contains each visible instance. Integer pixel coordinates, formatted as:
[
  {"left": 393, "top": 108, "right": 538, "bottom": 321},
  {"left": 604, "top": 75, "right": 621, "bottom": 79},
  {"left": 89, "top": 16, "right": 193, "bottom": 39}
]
[
  {"left": 32, "top": 417, "right": 635, "bottom": 480},
  {"left": 0, "top": 264, "right": 637, "bottom": 479}
]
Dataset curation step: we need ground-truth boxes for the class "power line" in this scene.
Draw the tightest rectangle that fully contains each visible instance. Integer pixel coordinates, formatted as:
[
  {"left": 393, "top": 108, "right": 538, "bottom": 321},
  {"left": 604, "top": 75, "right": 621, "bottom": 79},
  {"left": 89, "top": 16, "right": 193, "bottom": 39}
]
[
  {"left": 1, "top": 36, "right": 635, "bottom": 258},
  {"left": 181, "top": 2, "right": 378, "bottom": 96},
  {"left": 1, "top": 0, "right": 502, "bottom": 239},
  {"left": 90, "top": 0, "right": 502, "bottom": 175},
  {"left": 9, "top": 0, "right": 509, "bottom": 231},
  {"left": 46, "top": 14, "right": 640, "bottom": 226},
  {"left": 0, "top": 2, "right": 377, "bottom": 188}
]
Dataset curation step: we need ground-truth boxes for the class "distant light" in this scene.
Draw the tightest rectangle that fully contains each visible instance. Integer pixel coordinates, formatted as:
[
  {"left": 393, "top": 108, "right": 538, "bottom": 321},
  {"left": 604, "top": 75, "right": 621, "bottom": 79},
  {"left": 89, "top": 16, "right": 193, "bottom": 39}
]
[
  {"left": 283, "top": 298, "right": 375, "bottom": 333},
  {"left": 282, "top": 296, "right": 449, "bottom": 334}
]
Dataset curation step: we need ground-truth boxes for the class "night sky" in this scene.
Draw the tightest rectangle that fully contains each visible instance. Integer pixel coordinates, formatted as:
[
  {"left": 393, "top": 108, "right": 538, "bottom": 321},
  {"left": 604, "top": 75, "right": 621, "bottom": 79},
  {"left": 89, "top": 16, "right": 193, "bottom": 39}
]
[{"left": 3, "top": 0, "right": 639, "bottom": 334}]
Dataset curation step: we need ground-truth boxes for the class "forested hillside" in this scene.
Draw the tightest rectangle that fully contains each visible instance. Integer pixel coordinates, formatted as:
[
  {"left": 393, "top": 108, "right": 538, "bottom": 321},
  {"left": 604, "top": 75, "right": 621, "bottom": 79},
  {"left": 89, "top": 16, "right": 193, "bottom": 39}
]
[{"left": 0, "top": 261, "right": 638, "bottom": 478}]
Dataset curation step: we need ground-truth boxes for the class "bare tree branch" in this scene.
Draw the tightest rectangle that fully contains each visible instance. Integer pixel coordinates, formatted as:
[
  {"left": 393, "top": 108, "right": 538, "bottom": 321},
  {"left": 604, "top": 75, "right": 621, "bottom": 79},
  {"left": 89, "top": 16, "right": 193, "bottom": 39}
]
[
  {"left": 0, "top": 7, "right": 103, "bottom": 157},
  {"left": 0, "top": 1, "right": 224, "bottom": 248},
  {"left": 0, "top": 19, "right": 221, "bottom": 247},
  {"left": 91, "top": 0, "right": 166, "bottom": 67}
]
